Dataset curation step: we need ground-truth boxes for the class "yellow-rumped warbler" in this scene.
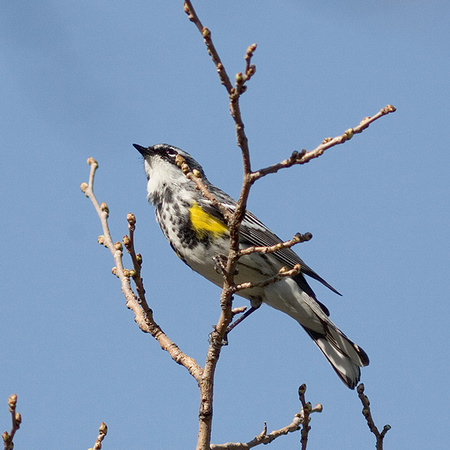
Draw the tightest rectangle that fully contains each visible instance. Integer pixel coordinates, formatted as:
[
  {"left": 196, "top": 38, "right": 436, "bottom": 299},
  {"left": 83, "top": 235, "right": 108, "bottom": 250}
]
[{"left": 134, "top": 143, "right": 369, "bottom": 389}]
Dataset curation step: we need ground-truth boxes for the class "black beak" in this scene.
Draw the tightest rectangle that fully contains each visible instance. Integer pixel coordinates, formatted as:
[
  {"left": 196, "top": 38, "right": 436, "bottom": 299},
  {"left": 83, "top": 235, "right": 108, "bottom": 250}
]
[{"left": 133, "top": 144, "right": 147, "bottom": 155}]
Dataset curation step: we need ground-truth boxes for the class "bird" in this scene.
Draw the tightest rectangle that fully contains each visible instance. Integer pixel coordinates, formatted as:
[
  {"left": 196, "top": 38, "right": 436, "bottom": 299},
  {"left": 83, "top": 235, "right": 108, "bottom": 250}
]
[{"left": 134, "top": 143, "right": 369, "bottom": 389}]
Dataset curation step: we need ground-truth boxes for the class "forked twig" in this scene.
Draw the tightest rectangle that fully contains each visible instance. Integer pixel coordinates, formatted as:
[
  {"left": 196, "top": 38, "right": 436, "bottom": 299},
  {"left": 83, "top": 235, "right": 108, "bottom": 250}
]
[
  {"left": 81, "top": 159, "right": 203, "bottom": 382},
  {"left": 210, "top": 384, "right": 321, "bottom": 449},
  {"left": 2, "top": 395, "right": 21, "bottom": 450},
  {"left": 357, "top": 384, "right": 391, "bottom": 450},
  {"left": 181, "top": 4, "right": 395, "bottom": 449}
]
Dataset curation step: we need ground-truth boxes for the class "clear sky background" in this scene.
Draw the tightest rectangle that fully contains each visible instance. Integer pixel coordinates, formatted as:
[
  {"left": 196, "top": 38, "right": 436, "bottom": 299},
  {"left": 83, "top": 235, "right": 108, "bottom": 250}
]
[{"left": 1, "top": 1, "right": 449, "bottom": 449}]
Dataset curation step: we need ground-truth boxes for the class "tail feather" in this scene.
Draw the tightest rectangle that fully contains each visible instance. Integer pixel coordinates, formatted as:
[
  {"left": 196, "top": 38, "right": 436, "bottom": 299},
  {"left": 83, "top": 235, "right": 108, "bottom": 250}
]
[{"left": 305, "top": 327, "right": 369, "bottom": 389}]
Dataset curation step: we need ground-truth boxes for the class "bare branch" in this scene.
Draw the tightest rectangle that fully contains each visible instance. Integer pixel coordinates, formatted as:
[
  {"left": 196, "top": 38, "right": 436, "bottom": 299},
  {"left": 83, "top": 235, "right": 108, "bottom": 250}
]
[
  {"left": 88, "top": 422, "right": 107, "bottom": 450},
  {"left": 81, "top": 159, "right": 203, "bottom": 383},
  {"left": 234, "top": 264, "right": 302, "bottom": 292},
  {"left": 239, "top": 232, "right": 312, "bottom": 258},
  {"left": 210, "top": 417, "right": 301, "bottom": 450},
  {"left": 181, "top": 8, "right": 261, "bottom": 446},
  {"left": 2, "top": 395, "right": 21, "bottom": 450},
  {"left": 211, "top": 384, "right": 322, "bottom": 449},
  {"left": 357, "top": 384, "right": 391, "bottom": 450},
  {"left": 298, "top": 384, "right": 323, "bottom": 450},
  {"left": 122, "top": 213, "right": 151, "bottom": 316},
  {"left": 251, "top": 105, "right": 397, "bottom": 182},
  {"left": 183, "top": 1, "right": 233, "bottom": 93}
]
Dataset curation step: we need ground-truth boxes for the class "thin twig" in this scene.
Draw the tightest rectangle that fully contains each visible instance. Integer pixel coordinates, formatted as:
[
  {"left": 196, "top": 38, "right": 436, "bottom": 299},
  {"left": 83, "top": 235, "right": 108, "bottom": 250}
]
[
  {"left": 210, "top": 384, "right": 322, "bottom": 449},
  {"left": 122, "top": 213, "right": 151, "bottom": 316},
  {"left": 357, "top": 384, "right": 391, "bottom": 450},
  {"left": 239, "top": 232, "right": 312, "bottom": 257},
  {"left": 210, "top": 417, "right": 301, "bottom": 450},
  {"left": 234, "top": 264, "right": 302, "bottom": 292},
  {"left": 183, "top": 1, "right": 233, "bottom": 93},
  {"left": 251, "top": 105, "right": 397, "bottom": 182},
  {"left": 2, "top": 395, "right": 21, "bottom": 450},
  {"left": 298, "top": 384, "right": 323, "bottom": 450},
  {"left": 81, "top": 159, "right": 203, "bottom": 382}
]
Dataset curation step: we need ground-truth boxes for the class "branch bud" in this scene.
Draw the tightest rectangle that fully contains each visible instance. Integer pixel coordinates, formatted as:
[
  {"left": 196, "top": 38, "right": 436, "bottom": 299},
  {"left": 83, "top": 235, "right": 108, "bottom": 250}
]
[
  {"left": 344, "top": 128, "right": 354, "bottom": 140},
  {"left": 14, "top": 412, "right": 22, "bottom": 426},
  {"left": 127, "top": 213, "right": 136, "bottom": 225},
  {"left": 384, "top": 104, "right": 396, "bottom": 113},
  {"left": 312, "top": 403, "right": 323, "bottom": 413},
  {"left": 99, "top": 422, "right": 108, "bottom": 435},
  {"left": 8, "top": 394, "right": 17, "bottom": 409},
  {"left": 87, "top": 157, "right": 98, "bottom": 166},
  {"left": 111, "top": 267, "right": 118, "bottom": 277},
  {"left": 175, "top": 154, "right": 185, "bottom": 166},
  {"left": 359, "top": 117, "right": 371, "bottom": 127},
  {"left": 202, "top": 27, "right": 211, "bottom": 39},
  {"left": 114, "top": 241, "right": 123, "bottom": 251},
  {"left": 122, "top": 235, "right": 131, "bottom": 249},
  {"left": 245, "top": 43, "right": 257, "bottom": 59},
  {"left": 303, "top": 402, "right": 312, "bottom": 413},
  {"left": 100, "top": 203, "right": 109, "bottom": 217},
  {"left": 136, "top": 253, "right": 143, "bottom": 264},
  {"left": 322, "top": 137, "right": 333, "bottom": 144},
  {"left": 247, "top": 64, "right": 256, "bottom": 77},
  {"left": 80, "top": 182, "right": 88, "bottom": 194},
  {"left": 97, "top": 235, "right": 105, "bottom": 245}
]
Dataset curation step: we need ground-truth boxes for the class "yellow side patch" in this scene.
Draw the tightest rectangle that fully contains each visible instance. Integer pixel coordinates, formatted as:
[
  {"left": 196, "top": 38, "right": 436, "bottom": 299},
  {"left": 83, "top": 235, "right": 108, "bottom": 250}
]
[{"left": 189, "top": 201, "right": 228, "bottom": 239}]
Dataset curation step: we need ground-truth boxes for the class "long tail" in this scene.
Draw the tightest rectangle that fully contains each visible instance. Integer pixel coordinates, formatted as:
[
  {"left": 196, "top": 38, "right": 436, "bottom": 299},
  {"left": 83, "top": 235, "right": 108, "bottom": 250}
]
[{"left": 304, "top": 325, "right": 369, "bottom": 389}]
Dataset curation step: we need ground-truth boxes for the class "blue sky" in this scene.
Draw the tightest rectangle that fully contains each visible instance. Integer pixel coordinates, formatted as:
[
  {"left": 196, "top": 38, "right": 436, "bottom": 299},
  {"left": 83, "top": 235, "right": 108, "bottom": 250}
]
[{"left": 1, "top": 1, "right": 449, "bottom": 449}]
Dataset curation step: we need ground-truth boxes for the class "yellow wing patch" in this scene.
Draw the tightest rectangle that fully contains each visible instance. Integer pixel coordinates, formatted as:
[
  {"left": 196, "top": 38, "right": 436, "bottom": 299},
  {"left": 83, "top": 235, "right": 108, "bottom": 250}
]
[{"left": 189, "top": 201, "right": 228, "bottom": 239}]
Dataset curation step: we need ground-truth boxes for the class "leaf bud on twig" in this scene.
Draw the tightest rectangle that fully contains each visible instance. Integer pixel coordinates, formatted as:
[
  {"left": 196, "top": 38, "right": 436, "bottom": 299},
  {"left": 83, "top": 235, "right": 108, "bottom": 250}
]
[
  {"left": 245, "top": 43, "right": 257, "bottom": 59},
  {"left": 122, "top": 235, "right": 131, "bottom": 249},
  {"left": 202, "top": 27, "right": 211, "bottom": 39},
  {"left": 344, "top": 128, "right": 354, "bottom": 140},
  {"left": 14, "top": 412, "right": 22, "bottom": 426},
  {"left": 100, "top": 203, "right": 109, "bottom": 217},
  {"left": 8, "top": 394, "right": 17, "bottom": 409}
]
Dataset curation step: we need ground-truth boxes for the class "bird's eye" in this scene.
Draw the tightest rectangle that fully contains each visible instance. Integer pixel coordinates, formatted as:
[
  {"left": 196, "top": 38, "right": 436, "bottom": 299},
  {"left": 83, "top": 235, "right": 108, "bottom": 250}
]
[{"left": 166, "top": 148, "right": 177, "bottom": 158}]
